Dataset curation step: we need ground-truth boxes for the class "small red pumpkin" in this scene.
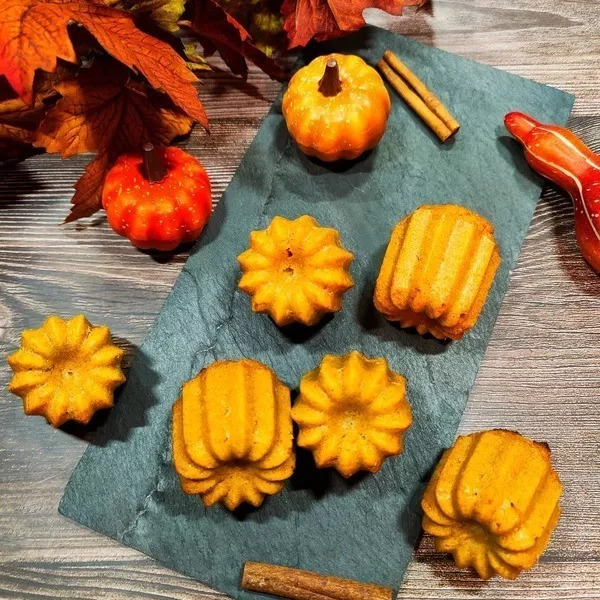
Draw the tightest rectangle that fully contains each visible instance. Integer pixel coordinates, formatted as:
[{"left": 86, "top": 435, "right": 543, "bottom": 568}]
[{"left": 102, "top": 145, "right": 212, "bottom": 251}]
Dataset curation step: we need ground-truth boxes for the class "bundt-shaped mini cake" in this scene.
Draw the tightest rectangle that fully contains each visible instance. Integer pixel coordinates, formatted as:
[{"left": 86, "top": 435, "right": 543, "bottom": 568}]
[
  {"left": 373, "top": 204, "right": 501, "bottom": 340},
  {"left": 7, "top": 315, "right": 125, "bottom": 427},
  {"left": 172, "top": 359, "right": 295, "bottom": 510},
  {"left": 238, "top": 215, "right": 354, "bottom": 326},
  {"left": 292, "top": 351, "right": 412, "bottom": 477},
  {"left": 422, "top": 429, "right": 562, "bottom": 580}
]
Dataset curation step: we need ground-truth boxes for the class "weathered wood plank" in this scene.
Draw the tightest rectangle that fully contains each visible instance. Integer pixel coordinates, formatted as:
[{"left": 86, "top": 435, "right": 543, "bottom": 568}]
[{"left": 1, "top": 2, "right": 599, "bottom": 598}]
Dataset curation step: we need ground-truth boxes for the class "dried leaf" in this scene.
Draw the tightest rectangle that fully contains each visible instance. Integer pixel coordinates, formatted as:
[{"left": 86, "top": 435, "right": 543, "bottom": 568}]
[
  {"left": 281, "top": 0, "right": 426, "bottom": 48},
  {"left": 0, "top": 73, "right": 60, "bottom": 160},
  {"left": 0, "top": 0, "right": 208, "bottom": 129},
  {"left": 248, "top": 9, "right": 285, "bottom": 57},
  {"left": 184, "top": 43, "right": 212, "bottom": 72},
  {"left": 68, "top": 152, "right": 112, "bottom": 222},
  {"left": 35, "top": 61, "right": 195, "bottom": 221},
  {"left": 218, "top": 0, "right": 285, "bottom": 57},
  {"left": 183, "top": 0, "right": 287, "bottom": 81},
  {"left": 0, "top": 98, "right": 43, "bottom": 159},
  {"left": 110, "top": 0, "right": 186, "bottom": 33}
]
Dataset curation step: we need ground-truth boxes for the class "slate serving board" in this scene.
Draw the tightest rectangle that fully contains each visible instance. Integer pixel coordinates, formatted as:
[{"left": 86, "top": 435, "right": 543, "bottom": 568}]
[{"left": 60, "top": 26, "right": 574, "bottom": 599}]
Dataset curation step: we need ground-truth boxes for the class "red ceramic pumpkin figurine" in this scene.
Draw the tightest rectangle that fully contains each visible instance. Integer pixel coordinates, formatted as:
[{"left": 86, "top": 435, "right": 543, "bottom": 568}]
[
  {"left": 102, "top": 145, "right": 212, "bottom": 251},
  {"left": 505, "top": 112, "right": 600, "bottom": 273}
]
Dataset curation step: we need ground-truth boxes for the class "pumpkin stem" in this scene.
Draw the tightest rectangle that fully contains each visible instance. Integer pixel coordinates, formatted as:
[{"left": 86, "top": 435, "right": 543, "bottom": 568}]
[
  {"left": 143, "top": 143, "right": 167, "bottom": 183},
  {"left": 318, "top": 59, "right": 342, "bottom": 97}
]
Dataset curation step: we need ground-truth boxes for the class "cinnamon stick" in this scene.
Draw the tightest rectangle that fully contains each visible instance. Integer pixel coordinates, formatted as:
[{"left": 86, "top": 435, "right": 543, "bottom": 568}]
[
  {"left": 377, "top": 59, "right": 452, "bottom": 142},
  {"left": 242, "top": 561, "right": 394, "bottom": 600},
  {"left": 383, "top": 50, "right": 460, "bottom": 136}
]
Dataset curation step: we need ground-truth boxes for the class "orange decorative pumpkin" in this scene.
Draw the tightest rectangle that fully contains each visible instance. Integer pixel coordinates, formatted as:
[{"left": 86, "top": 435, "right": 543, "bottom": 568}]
[
  {"left": 102, "top": 145, "right": 212, "bottom": 251},
  {"left": 282, "top": 53, "right": 391, "bottom": 162}
]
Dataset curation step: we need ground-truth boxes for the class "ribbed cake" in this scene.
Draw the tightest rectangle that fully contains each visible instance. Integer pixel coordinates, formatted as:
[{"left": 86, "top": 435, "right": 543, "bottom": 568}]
[
  {"left": 422, "top": 429, "right": 562, "bottom": 580},
  {"left": 172, "top": 359, "right": 295, "bottom": 510},
  {"left": 238, "top": 215, "right": 354, "bottom": 327},
  {"left": 7, "top": 315, "right": 125, "bottom": 427},
  {"left": 373, "top": 204, "right": 501, "bottom": 340},
  {"left": 292, "top": 351, "right": 412, "bottom": 478}
]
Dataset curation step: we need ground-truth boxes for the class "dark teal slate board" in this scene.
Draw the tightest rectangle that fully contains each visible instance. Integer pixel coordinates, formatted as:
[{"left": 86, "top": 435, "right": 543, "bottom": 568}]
[{"left": 60, "top": 26, "right": 573, "bottom": 599}]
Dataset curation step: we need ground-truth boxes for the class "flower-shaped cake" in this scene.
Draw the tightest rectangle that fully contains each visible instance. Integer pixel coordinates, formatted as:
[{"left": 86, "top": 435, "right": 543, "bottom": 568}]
[
  {"left": 172, "top": 359, "right": 295, "bottom": 510},
  {"left": 7, "top": 315, "right": 125, "bottom": 427},
  {"left": 292, "top": 351, "right": 412, "bottom": 477},
  {"left": 237, "top": 215, "right": 354, "bottom": 326},
  {"left": 422, "top": 429, "right": 562, "bottom": 579}
]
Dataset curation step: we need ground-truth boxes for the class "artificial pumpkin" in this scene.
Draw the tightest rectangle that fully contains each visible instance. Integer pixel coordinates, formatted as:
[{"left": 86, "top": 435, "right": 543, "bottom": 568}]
[
  {"left": 102, "top": 144, "right": 212, "bottom": 251},
  {"left": 422, "top": 430, "right": 562, "bottom": 580},
  {"left": 7, "top": 315, "right": 125, "bottom": 427},
  {"left": 282, "top": 53, "right": 391, "bottom": 162}
]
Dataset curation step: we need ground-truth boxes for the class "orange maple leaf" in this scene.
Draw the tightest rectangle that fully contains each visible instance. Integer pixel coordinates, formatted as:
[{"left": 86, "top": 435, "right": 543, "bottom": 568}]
[
  {"left": 0, "top": 73, "right": 60, "bottom": 159},
  {"left": 0, "top": 96, "right": 45, "bottom": 158},
  {"left": 0, "top": 0, "right": 208, "bottom": 129},
  {"left": 35, "top": 61, "right": 195, "bottom": 222}
]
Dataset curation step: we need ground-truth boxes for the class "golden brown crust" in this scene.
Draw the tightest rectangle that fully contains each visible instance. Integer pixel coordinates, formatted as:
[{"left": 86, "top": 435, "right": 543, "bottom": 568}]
[
  {"left": 238, "top": 215, "right": 354, "bottom": 327},
  {"left": 292, "top": 351, "right": 412, "bottom": 478},
  {"left": 172, "top": 359, "right": 295, "bottom": 510},
  {"left": 7, "top": 315, "right": 125, "bottom": 427},
  {"left": 373, "top": 205, "right": 501, "bottom": 340},
  {"left": 422, "top": 430, "right": 562, "bottom": 579}
]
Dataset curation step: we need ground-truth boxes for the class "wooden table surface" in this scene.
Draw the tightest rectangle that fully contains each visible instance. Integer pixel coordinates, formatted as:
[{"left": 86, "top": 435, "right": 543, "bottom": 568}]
[{"left": 1, "top": 1, "right": 599, "bottom": 598}]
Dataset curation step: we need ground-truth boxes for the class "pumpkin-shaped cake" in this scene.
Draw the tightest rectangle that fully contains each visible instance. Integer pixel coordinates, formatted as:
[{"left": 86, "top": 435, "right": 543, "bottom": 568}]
[
  {"left": 373, "top": 204, "right": 501, "bottom": 340},
  {"left": 282, "top": 53, "right": 391, "bottom": 161},
  {"left": 172, "top": 359, "right": 295, "bottom": 510},
  {"left": 422, "top": 430, "right": 562, "bottom": 580},
  {"left": 237, "top": 215, "right": 354, "bottom": 327},
  {"left": 292, "top": 351, "right": 412, "bottom": 477},
  {"left": 7, "top": 315, "right": 125, "bottom": 427}
]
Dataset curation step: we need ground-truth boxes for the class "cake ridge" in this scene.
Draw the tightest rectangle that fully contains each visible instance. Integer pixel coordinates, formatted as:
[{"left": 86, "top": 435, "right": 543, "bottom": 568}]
[
  {"left": 422, "top": 430, "right": 562, "bottom": 579},
  {"left": 374, "top": 204, "right": 501, "bottom": 339}
]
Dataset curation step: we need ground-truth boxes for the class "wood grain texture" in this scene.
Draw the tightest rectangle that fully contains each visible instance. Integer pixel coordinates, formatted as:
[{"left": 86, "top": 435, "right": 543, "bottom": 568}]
[{"left": 1, "top": 1, "right": 599, "bottom": 598}]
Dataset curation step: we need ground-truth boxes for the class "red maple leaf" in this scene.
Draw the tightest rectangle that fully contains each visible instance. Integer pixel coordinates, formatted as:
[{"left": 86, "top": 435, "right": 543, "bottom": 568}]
[
  {"left": 0, "top": 0, "right": 208, "bottom": 128},
  {"left": 281, "top": 0, "right": 426, "bottom": 48}
]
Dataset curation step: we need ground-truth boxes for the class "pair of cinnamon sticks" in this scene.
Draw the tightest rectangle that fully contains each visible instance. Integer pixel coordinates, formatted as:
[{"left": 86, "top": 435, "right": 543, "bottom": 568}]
[
  {"left": 242, "top": 561, "right": 393, "bottom": 600},
  {"left": 378, "top": 49, "right": 460, "bottom": 142}
]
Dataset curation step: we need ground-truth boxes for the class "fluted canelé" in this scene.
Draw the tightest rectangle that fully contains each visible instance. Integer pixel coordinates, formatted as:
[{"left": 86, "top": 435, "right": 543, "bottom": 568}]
[
  {"left": 7, "top": 315, "right": 125, "bottom": 427},
  {"left": 238, "top": 215, "right": 354, "bottom": 327},
  {"left": 422, "top": 429, "right": 562, "bottom": 579},
  {"left": 374, "top": 204, "right": 501, "bottom": 340},
  {"left": 172, "top": 359, "right": 295, "bottom": 510},
  {"left": 292, "top": 351, "right": 412, "bottom": 478}
]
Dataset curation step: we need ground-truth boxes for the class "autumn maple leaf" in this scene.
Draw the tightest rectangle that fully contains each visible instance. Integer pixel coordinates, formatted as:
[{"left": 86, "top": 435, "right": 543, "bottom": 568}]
[
  {"left": 0, "top": 73, "right": 61, "bottom": 160},
  {"left": 218, "top": 0, "right": 286, "bottom": 57},
  {"left": 35, "top": 60, "right": 195, "bottom": 222},
  {"left": 0, "top": 97, "right": 39, "bottom": 157},
  {"left": 0, "top": 0, "right": 208, "bottom": 129},
  {"left": 105, "top": 0, "right": 186, "bottom": 32},
  {"left": 182, "top": 0, "right": 287, "bottom": 81},
  {"left": 281, "top": 0, "right": 426, "bottom": 48}
]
